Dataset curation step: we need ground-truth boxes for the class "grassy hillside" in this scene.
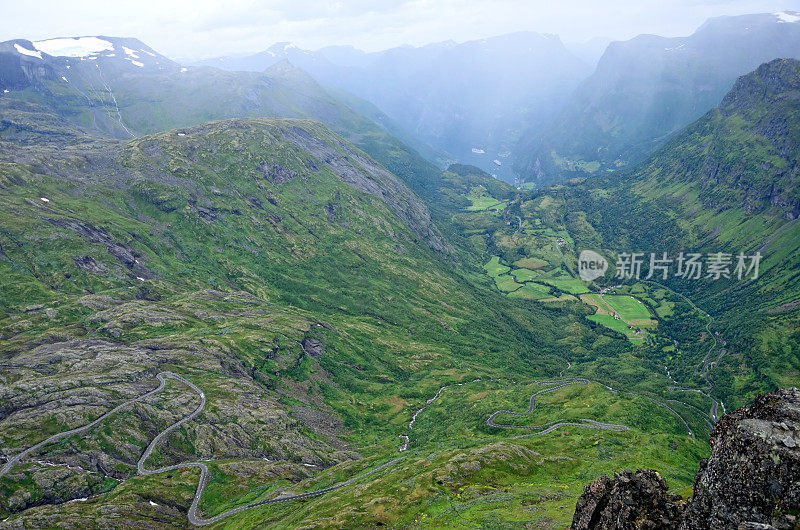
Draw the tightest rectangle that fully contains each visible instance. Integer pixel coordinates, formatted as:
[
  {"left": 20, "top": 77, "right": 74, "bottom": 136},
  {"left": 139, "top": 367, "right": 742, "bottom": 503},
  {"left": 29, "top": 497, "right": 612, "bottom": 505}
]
[
  {"left": 0, "top": 41, "right": 453, "bottom": 222},
  {"left": 0, "top": 116, "right": 712, "bottom": 527},
  {"left": 518, "top": 60, "right": 800, "bottom": 408},
  {"left": 3, "top": 46, "right": 798, "bottom": 530}
]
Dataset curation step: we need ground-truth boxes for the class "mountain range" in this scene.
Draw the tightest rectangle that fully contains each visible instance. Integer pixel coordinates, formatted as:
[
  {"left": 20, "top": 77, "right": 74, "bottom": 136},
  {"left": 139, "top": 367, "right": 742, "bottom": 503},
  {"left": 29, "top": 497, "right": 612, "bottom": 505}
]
[
  {"left": 196, "top": 32, "right": 592, "bottom": 180},
  {"left": 0, "top": 15, "right": 799, "bottom": 529},
  {"left": 514, "top": 11, "right": 800, "bottom": 183}
]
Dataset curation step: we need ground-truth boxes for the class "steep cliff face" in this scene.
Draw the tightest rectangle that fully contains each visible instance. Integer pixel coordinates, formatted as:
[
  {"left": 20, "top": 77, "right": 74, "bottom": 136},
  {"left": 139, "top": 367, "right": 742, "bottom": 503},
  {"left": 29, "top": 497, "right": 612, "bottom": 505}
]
[
  {"left": 571, "top": 388, "right": 800, "bottom": 529},
  {"left": 514, "top": 12, "right": 800, "bottom": 183},
  {"left": 640, "top": 58, "right": 800, "bottom": 219},
  {"left": 680, "top": 388, "right": 800, "bottom": 530}
]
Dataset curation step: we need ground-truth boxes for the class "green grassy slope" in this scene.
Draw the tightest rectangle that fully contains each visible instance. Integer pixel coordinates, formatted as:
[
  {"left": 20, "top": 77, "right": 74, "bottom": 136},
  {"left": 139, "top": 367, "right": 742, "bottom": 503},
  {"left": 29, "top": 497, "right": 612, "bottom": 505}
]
[
  {"left": 5, "top": 52, "right": 798, "bottom": 530},
  {"left": 0, "top": 116, "right": 706, "bottom": 528},
  {"left": 0, "top": 50, "right": 479, "bottom": 264},
  {"left": 532, "top": 59, "right": 800, "bottom": 407}
]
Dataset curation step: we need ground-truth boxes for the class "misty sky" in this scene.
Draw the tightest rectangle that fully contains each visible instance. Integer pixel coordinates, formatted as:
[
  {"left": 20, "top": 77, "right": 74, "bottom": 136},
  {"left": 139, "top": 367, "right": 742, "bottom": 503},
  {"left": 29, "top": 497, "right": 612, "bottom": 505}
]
[{"left": 1, "top": 0, "right": 798, "bottom": 59}]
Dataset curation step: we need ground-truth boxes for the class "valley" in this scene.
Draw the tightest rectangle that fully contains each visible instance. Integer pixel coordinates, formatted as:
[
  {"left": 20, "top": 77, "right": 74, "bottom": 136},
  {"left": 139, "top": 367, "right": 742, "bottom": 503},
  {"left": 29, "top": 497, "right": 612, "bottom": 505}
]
[
  {"left": 0, "top": 12, "right": 799, "bottom": 530},
  {"left": 0, "top": 110, "right": 710, "bottom": 527}
]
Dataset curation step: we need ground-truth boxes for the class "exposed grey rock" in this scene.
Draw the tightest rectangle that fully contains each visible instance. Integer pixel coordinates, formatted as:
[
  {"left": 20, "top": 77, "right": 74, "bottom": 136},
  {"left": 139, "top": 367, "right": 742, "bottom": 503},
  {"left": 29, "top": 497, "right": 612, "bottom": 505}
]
[
  {"left": 259, "top": 162, "right": 298, "bottom": 184},
  {"left": 282, "top": 125, "right": 451, "bottom": 253},
  {"left": 47, "top": 219, "right": 151, "bottom": 279},
  {"left": 71, "top": 256, "right": 107, "bottom": 275},
  {"left": 571, "top": 388, "right": 800, "bottom": 530},
  {"left": 680, "top": 388, "right": 800, "bottom": 530},
  {"left": 301, "top": 337, "right": 325, "bottom": 356},
  {"left": 570, "top": 469, "right": 685, "bottom": 529}
]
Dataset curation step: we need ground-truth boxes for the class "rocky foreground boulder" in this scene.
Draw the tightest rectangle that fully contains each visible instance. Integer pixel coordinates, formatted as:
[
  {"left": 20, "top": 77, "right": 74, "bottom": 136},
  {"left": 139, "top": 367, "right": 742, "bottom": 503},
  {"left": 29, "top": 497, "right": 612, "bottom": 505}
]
[
  {"left": 571, "top": 388, "right": 800, "bottom": 529},
  {"left": 571, "top": 468, "right": 684, "bottom": 529}
]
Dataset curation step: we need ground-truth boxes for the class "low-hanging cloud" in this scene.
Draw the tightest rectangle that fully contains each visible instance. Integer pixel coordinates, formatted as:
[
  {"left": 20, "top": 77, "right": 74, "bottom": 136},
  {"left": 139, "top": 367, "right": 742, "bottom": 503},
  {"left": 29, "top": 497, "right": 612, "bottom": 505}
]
[{"left": 0, "top": 0, "right": 796, "bottom": 59}]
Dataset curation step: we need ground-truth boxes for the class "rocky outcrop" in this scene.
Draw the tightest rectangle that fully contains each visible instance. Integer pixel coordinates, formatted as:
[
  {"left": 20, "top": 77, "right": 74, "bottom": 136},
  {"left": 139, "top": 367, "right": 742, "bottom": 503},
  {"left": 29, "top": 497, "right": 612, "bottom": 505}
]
[
  {"left": 571, "top": 469, "right": 685, "bottom": 529},
  {"left": 282, "top": 125, "right": 451, "bottom": 253},
  {"left": 680, "top": 387, "right": 800, "bottom": 530},
  {"left": 47, "top": 219, "right": 151, "bottom": 280},
  {"left": 571, "top": 388, "right": 800, "bottom": 529},
  {"left": 301, "top": 337, "right": 325, "bottom": 357}
]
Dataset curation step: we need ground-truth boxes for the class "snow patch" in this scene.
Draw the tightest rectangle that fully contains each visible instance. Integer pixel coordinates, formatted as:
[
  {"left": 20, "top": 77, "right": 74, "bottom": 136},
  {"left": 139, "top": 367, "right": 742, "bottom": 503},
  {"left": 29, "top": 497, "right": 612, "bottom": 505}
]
[
  {"left": 33, "top": 37, "right": 113, "bottom": 57},
  {"left": 122, "top": 46, "right": 140, "bottom": 59},
  {"left": 40, "top": 197, "right": 50, "bottom": 202},
  {"left": 105, "top": 54, "right": 116, "bottom": 57},
  {"left": 125, "top": 58, "right": 144, "bottom": 67},
  {"left": 180, "top": 67, "right": 188, "bottom": 72},
  {"left": 775, "top": 11, "right": 800, "bottom": 23},
  {"left": 14, "top": 43, "right": 42, "bottom": 59},
  {"left": 3, "top": 89, "right": 9, "bottom": 93},
  {"left": 471, "top": 148, "right": 485, "bottom": 154},
  {"left": 493, "top": 159, "right": 502, "bottom": 166},
  {"left": 140, "top": 49, "right": 156, "bottom": 57},
  {"left": 60, "top": 76, "right": 68, "bottom": 82},
  {"left": 149, "top": 500, "right": 159, "bottom": 506}
]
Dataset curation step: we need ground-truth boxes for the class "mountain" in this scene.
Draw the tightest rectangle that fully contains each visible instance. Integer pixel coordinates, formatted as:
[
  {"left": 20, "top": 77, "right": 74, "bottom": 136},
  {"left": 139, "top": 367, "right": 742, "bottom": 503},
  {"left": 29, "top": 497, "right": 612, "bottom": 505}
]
[
  {"left": 0, "top": 36, "right": 180, "bottom": 138},
  {"left": 0, "top": 97, "right": 708, "bottom": 528},
  {"left": 633, "top": 57, "right": 800, "bottom": 218},
  {"left": 0, "top": 37, "right": 385, "bottom": 141},
  {"left": 0, "top": 37, "right": 718, "bottom": 528},
  {"left": 198, "top": 32, "right": 592, "bottom": 182},
  {"left": 0, "top": 114, "right": 558, "bottom": 521},
  {"left": 0, "top": 36, "right": 463, "bottom": 229},
  {"left": 565, "top": 37, "right": 613, "bottom": 67},
  {"left": 2, "top": 30, "right": 800, "bottom": 530},
  {"left": 197, "top": 42, "right": 329, "bottom": 72},
  {"left": 536, "top": 58, "right": 800, "bottom": 404},
  {"left": 419, "top": 57, "right": 800, "bottom": 443},
  {"left": 515, "top": 12, "right": 800, "bottom": 183}
]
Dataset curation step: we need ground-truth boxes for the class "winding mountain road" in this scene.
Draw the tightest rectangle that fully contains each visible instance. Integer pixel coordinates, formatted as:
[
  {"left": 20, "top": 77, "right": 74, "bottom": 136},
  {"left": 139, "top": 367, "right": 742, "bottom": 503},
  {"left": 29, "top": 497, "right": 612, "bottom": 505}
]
[
  {"left": 487, "top": 379, "right": 629, "bottom": 435},
  {"left": 0, "top": 373, "right": 173, "bottom": 480},
  {"left": 643, "top": 280, "right": 726, "bottom": 421},
  {"left": 0, "top": 372, "right": 404, "bottom": 526},
  {"left": 3, "top": 370, "right": 698, "bottom": 526}
]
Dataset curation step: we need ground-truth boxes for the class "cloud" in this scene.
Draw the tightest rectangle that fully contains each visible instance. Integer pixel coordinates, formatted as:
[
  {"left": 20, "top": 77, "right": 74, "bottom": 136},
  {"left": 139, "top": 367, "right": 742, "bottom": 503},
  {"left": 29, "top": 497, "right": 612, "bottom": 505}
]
[{"left": 0, "top": 0, "right": 796, "bottom": 59}]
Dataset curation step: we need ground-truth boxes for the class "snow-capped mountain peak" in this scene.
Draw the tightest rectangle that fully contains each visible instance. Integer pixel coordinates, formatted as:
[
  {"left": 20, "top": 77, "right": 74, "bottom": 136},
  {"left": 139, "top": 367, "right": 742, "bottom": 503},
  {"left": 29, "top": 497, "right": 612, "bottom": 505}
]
[
  {"left": 6, "top": 36, "right": 177, "bottom": 71},
  {"left": 32, "top": 37, "right": 114, "bottom": 57}
]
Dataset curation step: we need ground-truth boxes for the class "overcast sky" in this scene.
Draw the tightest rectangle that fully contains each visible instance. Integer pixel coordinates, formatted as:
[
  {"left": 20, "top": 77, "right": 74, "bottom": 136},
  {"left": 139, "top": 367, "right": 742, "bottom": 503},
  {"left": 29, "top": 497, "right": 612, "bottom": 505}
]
[{"left": 1, "top": 0, "right": 797, "bottom": 59}]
